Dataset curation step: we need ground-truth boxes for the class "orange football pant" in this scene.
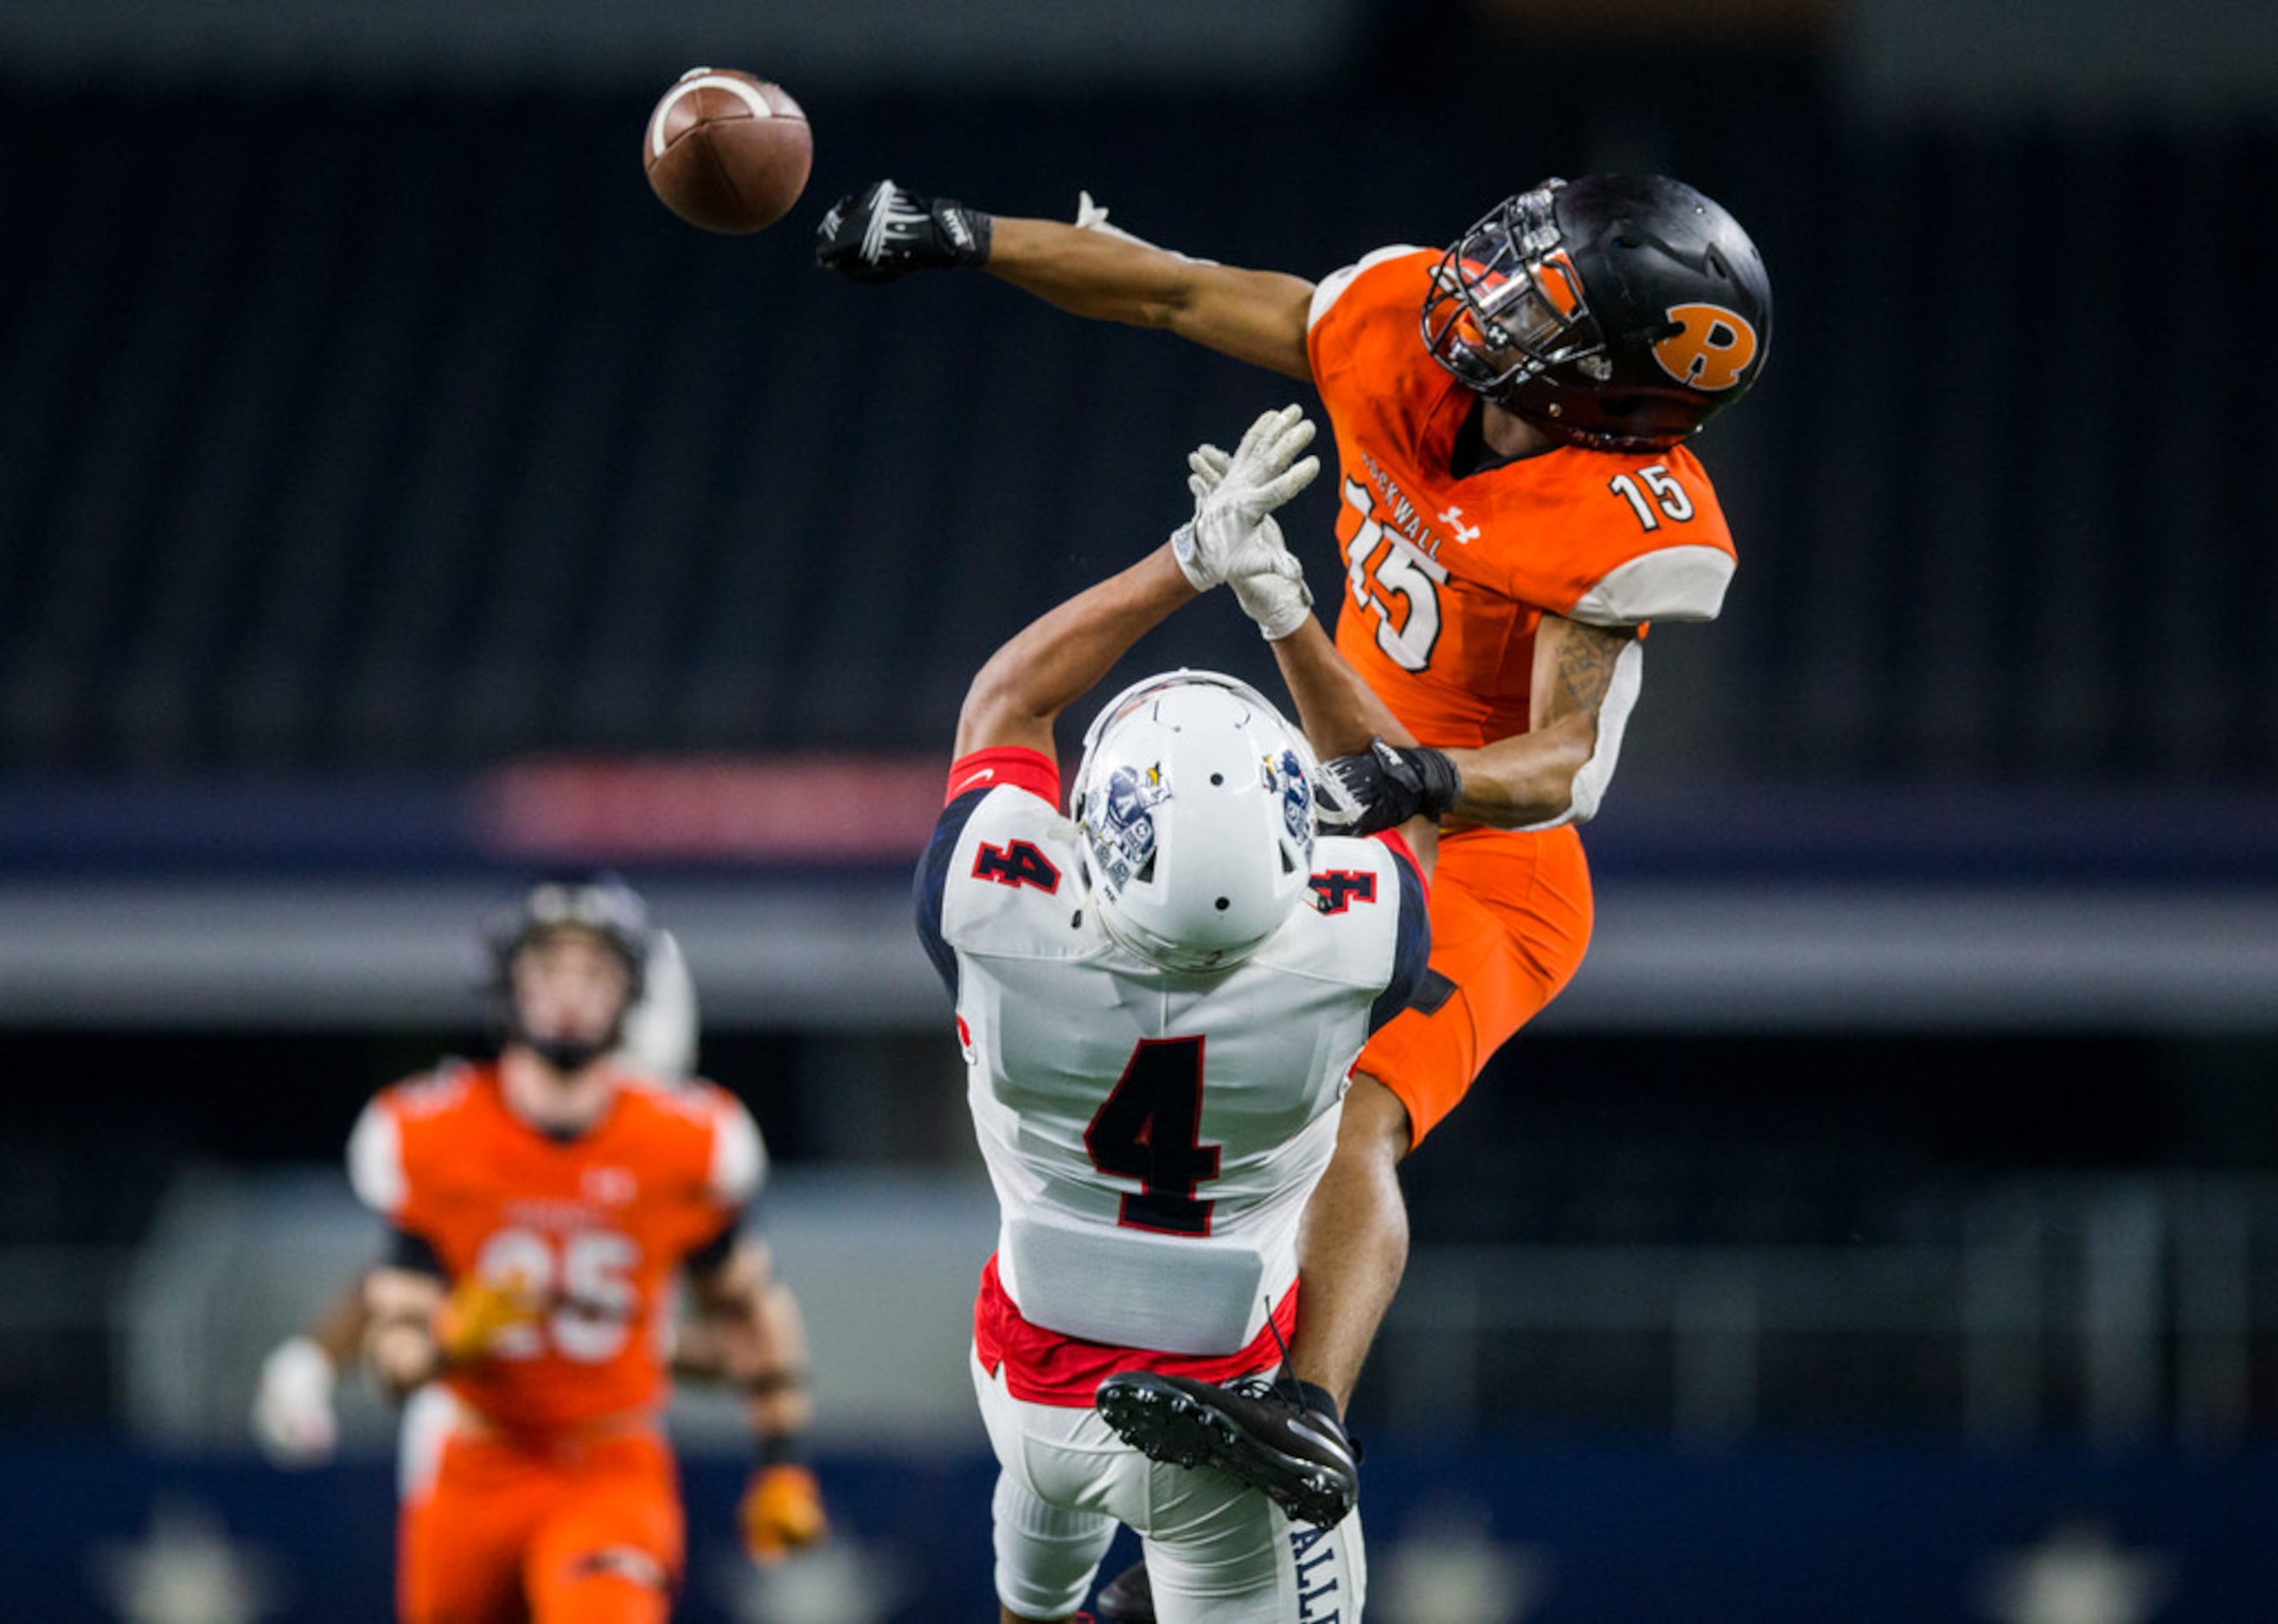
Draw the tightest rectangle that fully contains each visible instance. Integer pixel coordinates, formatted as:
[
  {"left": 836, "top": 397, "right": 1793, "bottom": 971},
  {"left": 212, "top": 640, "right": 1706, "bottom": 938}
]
[
  {"left": 399, "top": 1428, "right": 683, "bottom": 1624},
  {"left": 1357, "top": 822, "right": 1594, "bottom": 1148}
]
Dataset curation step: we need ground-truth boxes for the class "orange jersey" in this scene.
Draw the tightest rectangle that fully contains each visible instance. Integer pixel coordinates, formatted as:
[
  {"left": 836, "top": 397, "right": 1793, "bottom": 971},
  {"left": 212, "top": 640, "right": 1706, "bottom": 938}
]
[
  {"left": 349, "top": 1062, "right": 763, "bottom": 1435},
  {"left": 1306, "top": 247, "right": 1739, "bottom": 749}
]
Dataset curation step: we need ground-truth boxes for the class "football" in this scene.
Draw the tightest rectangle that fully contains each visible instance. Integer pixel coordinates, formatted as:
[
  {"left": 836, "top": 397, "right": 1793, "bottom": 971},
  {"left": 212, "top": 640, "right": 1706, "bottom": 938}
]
[{"left": 643, "top": 67, "right": 812, "bottom": 234}]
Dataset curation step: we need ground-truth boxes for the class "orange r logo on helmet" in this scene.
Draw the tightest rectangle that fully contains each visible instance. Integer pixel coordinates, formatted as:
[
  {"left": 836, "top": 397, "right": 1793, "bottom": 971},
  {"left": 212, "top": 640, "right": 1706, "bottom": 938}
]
[{"left": 1652, "top": 303, "right": 1760, "bottom": 392}]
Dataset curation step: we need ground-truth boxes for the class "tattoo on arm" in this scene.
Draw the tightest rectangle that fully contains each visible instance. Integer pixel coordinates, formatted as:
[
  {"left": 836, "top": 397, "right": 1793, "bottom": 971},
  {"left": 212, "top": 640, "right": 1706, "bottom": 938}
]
[{"left": 1545, "top": 622, "right": 1635, "bottom": 724}]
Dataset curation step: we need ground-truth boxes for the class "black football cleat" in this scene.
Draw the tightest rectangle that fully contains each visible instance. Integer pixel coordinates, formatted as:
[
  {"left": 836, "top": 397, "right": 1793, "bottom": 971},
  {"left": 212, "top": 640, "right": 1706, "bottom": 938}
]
[
  {"left": 1096, "top": 1559, "right": 1154, "bottom": 1623},
  {"left": 1094, "top": 1371, "right": 1359, "bottom": 1529}
]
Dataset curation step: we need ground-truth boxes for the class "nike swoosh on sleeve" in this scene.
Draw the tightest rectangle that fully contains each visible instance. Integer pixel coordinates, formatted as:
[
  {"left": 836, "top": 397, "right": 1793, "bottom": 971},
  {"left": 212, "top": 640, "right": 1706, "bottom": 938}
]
[{"left": 953, "top": 768, "right": 997, "bottom": 796}]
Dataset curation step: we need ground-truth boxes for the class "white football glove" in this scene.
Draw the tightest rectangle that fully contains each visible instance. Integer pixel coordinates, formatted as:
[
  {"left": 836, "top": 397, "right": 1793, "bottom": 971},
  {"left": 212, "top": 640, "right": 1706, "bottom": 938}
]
[
  {"left": 1171, "top": 405, "right": 1320, "bottom": 641},
  {"left": 251, "top": 1335, "right": 339, "bottom": 1468}
]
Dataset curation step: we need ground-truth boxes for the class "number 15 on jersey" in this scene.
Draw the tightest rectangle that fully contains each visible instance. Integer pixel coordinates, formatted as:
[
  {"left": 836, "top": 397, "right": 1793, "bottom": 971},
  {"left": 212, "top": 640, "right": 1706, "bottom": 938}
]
[{"left": 1342, "top": 476, "right": 1448, "bottom": 674}]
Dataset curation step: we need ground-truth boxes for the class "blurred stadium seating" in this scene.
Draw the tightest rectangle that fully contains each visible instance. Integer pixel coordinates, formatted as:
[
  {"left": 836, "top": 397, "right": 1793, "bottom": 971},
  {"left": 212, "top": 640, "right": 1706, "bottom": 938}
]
[{"left": 1, "top": 85, "right": 2274, "bottom": 780}]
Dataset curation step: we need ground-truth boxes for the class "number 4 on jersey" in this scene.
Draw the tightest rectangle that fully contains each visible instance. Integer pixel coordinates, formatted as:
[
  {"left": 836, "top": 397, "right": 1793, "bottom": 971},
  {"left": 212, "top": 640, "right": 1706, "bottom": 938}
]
[
  {"left": 1085, "top": 1037, "right": 1219, "bottom": 1237},
  {"left": 973, "top": 839, "right": 1061, "bottom": 892}
]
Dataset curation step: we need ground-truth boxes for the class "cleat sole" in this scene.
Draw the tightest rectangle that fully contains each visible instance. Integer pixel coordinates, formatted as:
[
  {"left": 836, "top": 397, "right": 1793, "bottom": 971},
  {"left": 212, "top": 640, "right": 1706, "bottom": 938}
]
[{"left": 1095, "top": 1373, "right": 1355, "bottom": 1528}]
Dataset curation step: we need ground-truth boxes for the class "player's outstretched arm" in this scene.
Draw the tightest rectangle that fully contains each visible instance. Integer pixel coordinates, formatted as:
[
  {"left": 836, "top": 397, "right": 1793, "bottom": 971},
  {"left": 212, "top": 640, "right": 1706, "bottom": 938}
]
[
  {"left": 956, "top": 402, "right": 1325, "bottom": 758},
  {"left": 954, "top": 547, "right": 1201, "bottom": 759},
  {"left": 816, "top": 180, "right": 1316, "bottom": 380},
  {"left": 986, "top": 214, "right": 1316, "bottom": 380}
]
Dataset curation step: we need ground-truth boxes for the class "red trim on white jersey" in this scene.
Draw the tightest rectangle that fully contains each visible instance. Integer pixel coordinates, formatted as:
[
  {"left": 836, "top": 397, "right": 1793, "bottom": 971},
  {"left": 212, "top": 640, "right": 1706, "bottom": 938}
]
[{"left": 972, "top": 1253, "right": 1296, "bottom": 1407}]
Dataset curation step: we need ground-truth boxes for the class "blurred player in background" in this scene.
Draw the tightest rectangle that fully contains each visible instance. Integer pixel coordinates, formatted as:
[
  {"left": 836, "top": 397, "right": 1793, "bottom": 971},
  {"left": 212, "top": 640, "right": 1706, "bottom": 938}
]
[
  {"left": 251, "top": 924, "right": 704, "bottom": 1468},
  {"left": 822, "top": 171, "right": 1772, "bottom": 1611},
  {"left": 341, "top": 877, "right": 825, "bottom": 1623},
  {"left": 918, "top": 405, "right": 1433, "bottom": 1622}
]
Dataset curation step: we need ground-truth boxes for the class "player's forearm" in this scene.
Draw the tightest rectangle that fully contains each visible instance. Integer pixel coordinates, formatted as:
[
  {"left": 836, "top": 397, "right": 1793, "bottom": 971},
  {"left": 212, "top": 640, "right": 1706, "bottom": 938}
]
[
  {"left": 983, "top": 215, "right": 1190, "bottom": 323},
  {"left": 688, "top": 1245, "right": 814, "bottom": 1437},
  {"left": 1266, "top": 619, "right": 1415, "bottom": 760},
  {"left": 745, "top": 1278, "right": 816, "bottom": 1441},
  {"left": 742, "top": 1363, "right": 814, "bottom": 1442},
  {"left": 364, "top": 1312, "right": 445, "bottom": 1398},
  {"left": 984, "top": 217, "right": 1316, "bottom": 380},
  {"left": 1463, "top": 614, "right": 1639, "bottom": 828},
  {"left": 309, "top": 1280, "right": 371, "bottom": 1368},
  {"left": 696, "top": 1307, "right": 812, "bottom": 1437},
  {"left": 706, "top": 1308, "right": 813, "bottom": 1440},
  {"left": 362, "top": 1267, "right": 447, "bottom": 1398},
  {"left": 1442, "top": 712, "right": 1598, "bottom": 828},
  {"left": 954, "top": 546, "right": 1199, "bottom": 758}
]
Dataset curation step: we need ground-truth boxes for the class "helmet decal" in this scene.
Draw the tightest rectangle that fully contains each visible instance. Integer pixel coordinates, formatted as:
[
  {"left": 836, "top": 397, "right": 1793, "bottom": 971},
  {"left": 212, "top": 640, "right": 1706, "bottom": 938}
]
[
  {"left": 1651, "top": 303, "right": 1761, "bottom": 391},
  {"left": 1085, "top": 761, "right": 1168, "bottom": 893},
  {"left": 1274, "top": 746, "right": 1314, "bottom": 851}
]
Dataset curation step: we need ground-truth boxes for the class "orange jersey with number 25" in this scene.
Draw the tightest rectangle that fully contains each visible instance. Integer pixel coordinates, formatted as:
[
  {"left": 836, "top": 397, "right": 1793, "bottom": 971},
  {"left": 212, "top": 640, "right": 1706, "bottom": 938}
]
[{"left": 349, "top": 1063, "right": 763, "bottom": 1436}]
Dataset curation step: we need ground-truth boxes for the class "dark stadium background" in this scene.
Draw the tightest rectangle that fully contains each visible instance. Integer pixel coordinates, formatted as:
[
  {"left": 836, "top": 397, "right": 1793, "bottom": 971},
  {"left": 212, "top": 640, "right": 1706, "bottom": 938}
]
[{"left": 3, "top": 1, "right": 2275, "bottom": 1619}]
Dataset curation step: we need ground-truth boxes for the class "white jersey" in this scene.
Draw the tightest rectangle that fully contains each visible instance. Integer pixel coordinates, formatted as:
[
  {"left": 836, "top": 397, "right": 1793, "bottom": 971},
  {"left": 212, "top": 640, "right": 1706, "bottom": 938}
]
[{"left": 917, "top": 748, "right": 1429, "bottom": 1363}]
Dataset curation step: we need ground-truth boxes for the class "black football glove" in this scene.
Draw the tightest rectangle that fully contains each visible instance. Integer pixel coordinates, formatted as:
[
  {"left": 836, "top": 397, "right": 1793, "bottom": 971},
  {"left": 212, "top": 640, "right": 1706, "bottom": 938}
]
[
  {"left": 1316, "top": 738, "right": 1463, "bottom": 836},
  {"left": 814, "top": 180, "right": 993, "bottom": 284}
]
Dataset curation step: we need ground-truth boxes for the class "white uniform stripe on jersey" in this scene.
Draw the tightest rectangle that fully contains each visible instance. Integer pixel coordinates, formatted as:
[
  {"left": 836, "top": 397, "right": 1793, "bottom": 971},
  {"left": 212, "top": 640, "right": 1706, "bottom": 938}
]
[
  {"left": 708, "top": 1098, "right": 768, "bottom": 1206},
  {"left": 347, "top": 1100, "right": 406, "bottom": 1218}
]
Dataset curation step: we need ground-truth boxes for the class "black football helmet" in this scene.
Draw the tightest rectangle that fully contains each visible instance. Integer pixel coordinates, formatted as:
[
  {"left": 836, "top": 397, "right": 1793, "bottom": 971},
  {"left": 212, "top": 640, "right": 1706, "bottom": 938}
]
[
  {"left": 486, "top": 874, "right": 653, "bottom": 1071},
  {"left": 1420, "top": 174, "right": 1772, "bottom": 451}
]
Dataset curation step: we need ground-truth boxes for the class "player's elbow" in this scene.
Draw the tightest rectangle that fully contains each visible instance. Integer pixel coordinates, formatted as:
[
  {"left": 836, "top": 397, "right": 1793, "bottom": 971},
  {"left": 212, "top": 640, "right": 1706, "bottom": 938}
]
[
  {"left": 1533, "top": 728, "right": 1616, "bottom": 830},
  {"left": 954, "top": 668, "right": 1039, "bottom": 758}
]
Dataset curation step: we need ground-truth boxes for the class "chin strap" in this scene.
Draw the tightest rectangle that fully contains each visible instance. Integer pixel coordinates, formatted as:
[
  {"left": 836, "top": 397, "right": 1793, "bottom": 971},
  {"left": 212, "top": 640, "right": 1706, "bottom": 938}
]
[{"left": 522, "top": 1034, "right": 617, "bottom": 1074}]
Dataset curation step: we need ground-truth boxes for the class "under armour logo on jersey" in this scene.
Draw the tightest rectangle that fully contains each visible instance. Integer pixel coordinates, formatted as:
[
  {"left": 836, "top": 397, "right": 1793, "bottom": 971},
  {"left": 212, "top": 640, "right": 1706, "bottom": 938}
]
[
  {"left": 1652, "top": 302, "right": 1761, "bottom": 392},
  {"left": 1436, "top": 505, "right": 1481, "bottom": 546}
]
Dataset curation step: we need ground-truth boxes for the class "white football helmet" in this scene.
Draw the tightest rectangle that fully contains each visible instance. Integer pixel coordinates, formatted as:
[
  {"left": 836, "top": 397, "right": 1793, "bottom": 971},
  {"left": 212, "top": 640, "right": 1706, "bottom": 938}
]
[{"left": 1071, "top": 671, "right": 1319, "bottom": 973}]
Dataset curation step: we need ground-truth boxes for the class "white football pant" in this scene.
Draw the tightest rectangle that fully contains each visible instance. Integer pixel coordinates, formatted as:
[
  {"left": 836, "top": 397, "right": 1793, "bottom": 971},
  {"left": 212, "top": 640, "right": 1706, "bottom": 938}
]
[{"left": 972, "top": 1352, "right": 1366, "bottom": 1623}]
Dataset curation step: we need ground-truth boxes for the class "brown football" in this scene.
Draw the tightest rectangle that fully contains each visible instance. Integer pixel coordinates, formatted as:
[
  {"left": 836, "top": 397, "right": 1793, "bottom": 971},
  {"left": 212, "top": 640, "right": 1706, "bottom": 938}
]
[{"left": 643, "top": 68, "right": 812, "bottom": 234}]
